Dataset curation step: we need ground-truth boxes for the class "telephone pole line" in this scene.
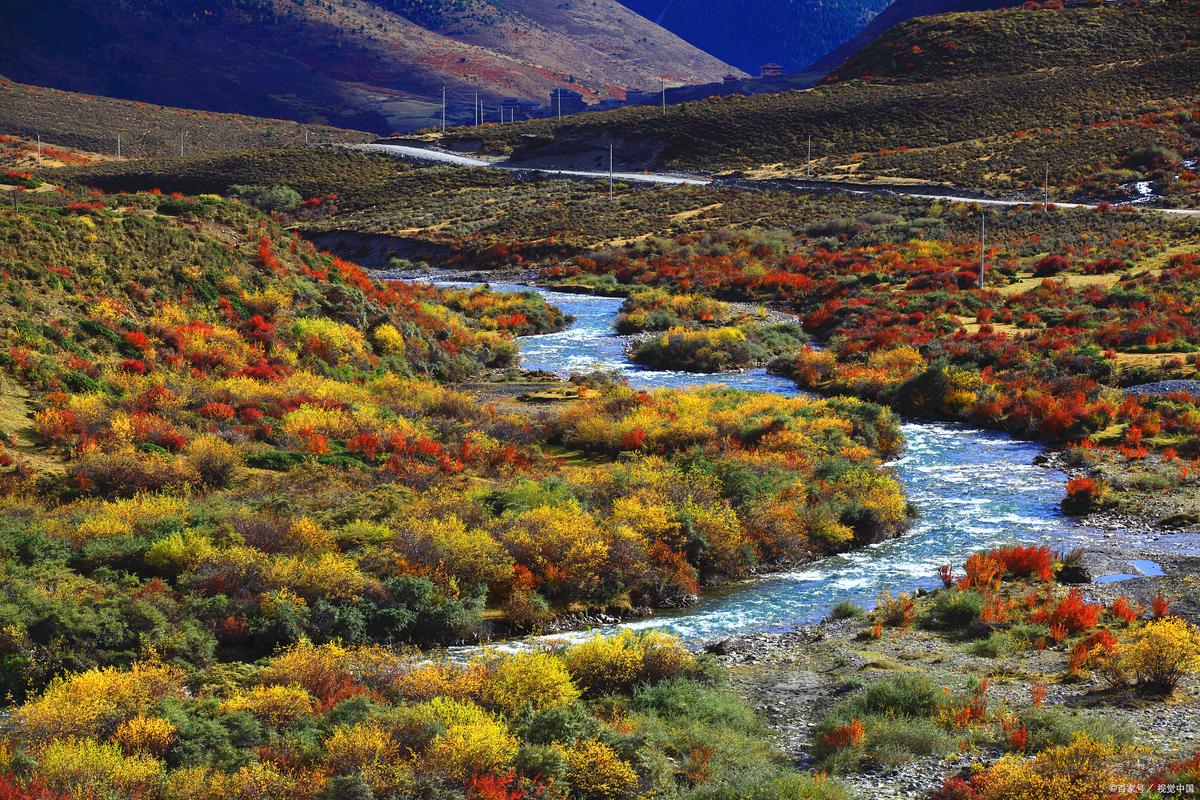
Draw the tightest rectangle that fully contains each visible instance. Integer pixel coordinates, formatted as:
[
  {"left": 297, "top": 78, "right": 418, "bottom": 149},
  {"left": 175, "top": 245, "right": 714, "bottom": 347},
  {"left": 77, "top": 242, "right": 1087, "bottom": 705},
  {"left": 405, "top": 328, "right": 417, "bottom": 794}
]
[
  {"left": 806, "top": 134, "right": 812, "bottom": 181},
  {"left": 1043, "top": 161, "right": 1050, "bottom": 209},
  {"left": 441, "top": 87, "right": 447, "bottom": 133},
  {"left": 609, "top": 143, "right": 614, "bottom": 202},
  {"left": 178, "top": 130, "right": 184, "bottom": 158},
  {"left": 116, "top": 134, "right": 122, "bottom": 158},
  {"left": 661, "top": 76, "right": 666, "bottom": 115},
  {"left": 556, "top": 89, "right": 562, "bottom": 121},
  {"left": 36, "top": 134, "right": 42, "bottom": 166}
]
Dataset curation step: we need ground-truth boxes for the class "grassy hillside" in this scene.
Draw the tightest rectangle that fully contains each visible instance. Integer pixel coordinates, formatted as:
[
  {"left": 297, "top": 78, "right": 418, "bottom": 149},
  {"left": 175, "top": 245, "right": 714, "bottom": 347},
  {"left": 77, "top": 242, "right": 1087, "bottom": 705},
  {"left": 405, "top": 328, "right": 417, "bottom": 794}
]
[
  {"left": 436, "top": 1, "right": 1200, "bottom": 205},
  {"left": 0, "top": 177, "right": 906, "bottom": 654},
  {"left": 0, "top": 80, "right": 372, "bottom": 160},
  {"left": 0, "top": 0, "right": 737, "bottom": 134}
]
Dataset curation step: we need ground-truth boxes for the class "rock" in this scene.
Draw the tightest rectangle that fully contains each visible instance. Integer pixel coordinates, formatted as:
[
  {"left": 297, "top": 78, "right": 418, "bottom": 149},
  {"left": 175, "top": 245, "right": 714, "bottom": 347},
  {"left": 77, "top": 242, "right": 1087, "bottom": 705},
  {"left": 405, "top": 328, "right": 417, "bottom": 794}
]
[
  {"left": 1057, "top": 562, "right": 1092, "bottom": 584},
  {"left": 1158, "top": 512, "right": 1199, "bottom": 530},
  {"left": 706, "top": 638, "right": 735, "bottom": 656}
]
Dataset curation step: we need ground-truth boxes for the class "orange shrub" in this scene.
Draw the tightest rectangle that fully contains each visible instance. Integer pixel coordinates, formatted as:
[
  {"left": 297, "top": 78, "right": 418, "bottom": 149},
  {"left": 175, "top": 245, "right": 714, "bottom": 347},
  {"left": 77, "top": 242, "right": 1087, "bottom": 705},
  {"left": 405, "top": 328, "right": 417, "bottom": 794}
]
[
  {"left": 822, "top": 718, "right": 865, "bottom": 750},
  {"left": 959, "top": 553, "right": 1003, "bottom": 592}
]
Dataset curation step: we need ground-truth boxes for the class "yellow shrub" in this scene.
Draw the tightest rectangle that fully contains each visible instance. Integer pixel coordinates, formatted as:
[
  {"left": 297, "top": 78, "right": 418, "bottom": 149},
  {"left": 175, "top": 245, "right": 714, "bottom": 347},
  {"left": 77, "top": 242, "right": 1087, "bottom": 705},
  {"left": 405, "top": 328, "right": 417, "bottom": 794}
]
[
  {"left": 565, "top": 635, "right": 643, "bottom": 695},
  {"left": 113, "top": 715, "right": 177, "bottom": 754},
  {"left": 373, "top": 323, "right": 407, "bottom": 357},
  {"left": 219, "top": 684, "right": 314, "bottom": 727},
  {"left": 420, "top": 698, "right": 518, "bottom": 782},
  {"left": 260, "top": 639, "right": 404, "bottom": 699},
  {"left": 564, "top": 630, "right": 696, "bottom": 695},
  {"left": 395, "top": 663, "right": 487, "bottom": 703},
  {"left": 241, "top": 285, "right": 292, "bottom": 316},
  {"left": 682, "top": 499, "right": 748, "bottom": 578},
  {"left": 144, "top": 529, "right": 216, "bottom": 573},
  {"left": 165, "top": 761, "right": 320, "bottom": 800},
  {"left": 288, "top": 517, "right": 336, "bottom": 553},
  {"left": 565, "top": 740, "right": 639, "bottom": 800},
  {"left": 39, "top": 738, "right": 163, "bottom": 799},
  {"left": 400, "top": 515, "right": 513, "bottom": 589},
  {"left": 73, "top": 493, "right": 190, "bottom": 543},
  {"left": 973, "top": 733, "right": 1135, "bottom": 800},
  {"left": 1122, "top": 617, "right": 1200, "bottom": 692},
  {"left": 12, "top": 660, "right": 184, "bottom": 746},
  {"left": 268, "top": 552, "right": 367, "bottom": 601},
  {"left": 281, "top": 404, "right": 358, "bottom": 441},
  {"left": 326, "top": 722, "right": 398, "bottom": 772},
  {"left": 292, "top": 317, "right": 370, "bottom": 365},
  {"left": 498, "top": 505, "right": 610, "bottom": 601},
  {"left": 185, "top": 434, "right": 242, "bottom": 486},
  {"left": 481, "top": 652, "right": 580, "bottom": 717}
]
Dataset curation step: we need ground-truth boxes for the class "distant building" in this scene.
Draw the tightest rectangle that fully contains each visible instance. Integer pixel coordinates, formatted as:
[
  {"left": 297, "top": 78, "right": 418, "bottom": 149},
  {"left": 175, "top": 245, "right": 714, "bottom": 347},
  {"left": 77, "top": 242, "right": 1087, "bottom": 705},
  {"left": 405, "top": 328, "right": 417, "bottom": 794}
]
[
  {"left": 759, "top": 63, "right": 785, "bottom": 78},
  {"left": 549, "top": 89, "right": 586, "bottom": 115}
]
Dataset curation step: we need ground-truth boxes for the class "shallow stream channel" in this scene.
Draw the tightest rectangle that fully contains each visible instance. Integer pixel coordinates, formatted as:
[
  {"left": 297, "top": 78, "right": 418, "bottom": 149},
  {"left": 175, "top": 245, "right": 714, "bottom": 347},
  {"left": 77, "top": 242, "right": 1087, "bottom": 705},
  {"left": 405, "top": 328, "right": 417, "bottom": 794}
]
[{"left": 416, "top": 279, "right": 1175, "bottom": 648}]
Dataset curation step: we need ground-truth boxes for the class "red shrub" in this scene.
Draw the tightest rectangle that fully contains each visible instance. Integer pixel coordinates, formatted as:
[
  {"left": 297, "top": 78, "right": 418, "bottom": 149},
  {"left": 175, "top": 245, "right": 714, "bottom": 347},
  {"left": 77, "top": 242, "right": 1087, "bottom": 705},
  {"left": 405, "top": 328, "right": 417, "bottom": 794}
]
[
  {"left": 991, "top": 545, "right": 1053, "bottom": 581},
  {"left": 1110, "top": 596, "right": 1141, "bottom": 625},
  {"left": 119, "top": 358, "right": 148, "bottom": 374},
  {"left": 1152, "top": 593, "right": 1170, "bottom": 619},
  {"left": 1034, "top": 588, "right": 1101, "bottom": 633},
  {"left": 123, "top": 330, "right": 150, "bottom": 351},
  {"left": 199, "top": 403, "right": 236, "bottom": 421}
]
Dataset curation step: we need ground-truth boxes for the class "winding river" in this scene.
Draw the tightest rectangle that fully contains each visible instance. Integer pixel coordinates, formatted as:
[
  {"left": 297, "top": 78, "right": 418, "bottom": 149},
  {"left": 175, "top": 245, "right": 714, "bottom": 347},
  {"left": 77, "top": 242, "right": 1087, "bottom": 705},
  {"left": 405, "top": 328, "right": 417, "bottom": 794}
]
[{"left": 434, "top": 281, "right": 1096, "bottom": 645}]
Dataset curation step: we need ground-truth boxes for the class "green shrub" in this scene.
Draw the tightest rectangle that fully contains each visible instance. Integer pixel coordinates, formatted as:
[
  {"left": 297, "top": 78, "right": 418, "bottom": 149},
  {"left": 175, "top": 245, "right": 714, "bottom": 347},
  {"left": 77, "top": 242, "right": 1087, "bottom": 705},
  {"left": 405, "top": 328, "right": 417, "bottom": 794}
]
[
  {"left": 966, "top": 631, "right": 1014, "bottom": 658},
  {"left": 1017, "top": 707, "right": 1135, "bottom": 753},
  {"left": 829, "top": 601, "right": 866, "bottom": 620},
  {"left": 925, "top": 589, "right": 985, "bottom": 630},
  {"left": 230, "top": 184, "right": 302, "bottom": 212}
]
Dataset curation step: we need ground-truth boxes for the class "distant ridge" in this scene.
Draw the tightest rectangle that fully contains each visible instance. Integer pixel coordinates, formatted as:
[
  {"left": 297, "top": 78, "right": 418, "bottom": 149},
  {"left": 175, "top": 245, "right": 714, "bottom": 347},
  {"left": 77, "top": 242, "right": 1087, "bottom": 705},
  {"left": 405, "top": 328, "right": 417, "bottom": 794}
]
[
  {"left": 806, "top": 0, "right": 1025, "bottom": 73},
  {"left": 0, "top": 0, "right": 738, "bottom": 134}
]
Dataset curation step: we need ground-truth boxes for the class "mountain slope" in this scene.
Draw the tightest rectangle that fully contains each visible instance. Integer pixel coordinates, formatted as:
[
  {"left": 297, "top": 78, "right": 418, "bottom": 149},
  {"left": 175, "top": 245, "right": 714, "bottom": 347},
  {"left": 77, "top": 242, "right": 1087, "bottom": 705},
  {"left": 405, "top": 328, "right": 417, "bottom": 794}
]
[
  {"left": 0, "top": 80, "right": 372, "bottom": 161},
  {"left": 0, "top": 0, "right": 739, "bottom": 134},
  {"left": 806, "top": 0, "right": 1023, "bottom": 72},
  {"left": 440, "top": 1, "right": 1200, "bottom": 205},
  {"left": 617, "top": 0, "right": 892, "bottom": 74}
]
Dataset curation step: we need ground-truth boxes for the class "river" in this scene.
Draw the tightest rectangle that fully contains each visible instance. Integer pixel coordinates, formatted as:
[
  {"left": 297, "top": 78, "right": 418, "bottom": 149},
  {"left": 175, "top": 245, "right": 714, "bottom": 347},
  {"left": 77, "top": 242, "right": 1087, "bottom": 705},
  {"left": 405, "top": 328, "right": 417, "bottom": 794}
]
[{"left": 430, "top": 281, "right": 1096, "bottom": 646}]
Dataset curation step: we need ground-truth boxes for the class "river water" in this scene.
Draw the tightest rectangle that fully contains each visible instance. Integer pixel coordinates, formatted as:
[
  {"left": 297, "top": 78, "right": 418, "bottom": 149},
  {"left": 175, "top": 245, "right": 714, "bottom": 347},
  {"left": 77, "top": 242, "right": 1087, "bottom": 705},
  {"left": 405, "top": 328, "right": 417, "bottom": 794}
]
[{"left": 434, "top": 281, "right": 1092, "bottom": 645}]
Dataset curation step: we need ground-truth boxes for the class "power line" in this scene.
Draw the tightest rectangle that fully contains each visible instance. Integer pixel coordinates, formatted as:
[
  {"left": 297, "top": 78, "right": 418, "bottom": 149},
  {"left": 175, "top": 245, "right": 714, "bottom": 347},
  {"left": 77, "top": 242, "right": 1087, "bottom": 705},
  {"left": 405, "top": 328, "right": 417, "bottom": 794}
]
[{"left": 609, "top": 142, "right": 614, "bottom": 201}]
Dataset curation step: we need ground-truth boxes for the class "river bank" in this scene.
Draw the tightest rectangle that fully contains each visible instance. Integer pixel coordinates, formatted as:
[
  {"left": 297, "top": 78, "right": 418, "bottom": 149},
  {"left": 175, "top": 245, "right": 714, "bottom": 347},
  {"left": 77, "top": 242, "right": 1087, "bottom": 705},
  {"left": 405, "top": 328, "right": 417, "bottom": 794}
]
[
  {"left": 710, "top": 545, "right": 1200, "bottom": 799},
  {"left": 404, "top": 276, "right": 1127, "bottom": 647}
]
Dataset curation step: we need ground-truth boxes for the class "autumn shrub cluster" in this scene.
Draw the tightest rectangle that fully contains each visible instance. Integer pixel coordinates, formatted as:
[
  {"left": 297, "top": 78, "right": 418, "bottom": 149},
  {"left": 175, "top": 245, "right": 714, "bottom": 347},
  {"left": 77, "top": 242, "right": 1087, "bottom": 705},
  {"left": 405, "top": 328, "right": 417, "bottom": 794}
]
[
  {"left": 0, "top": 636, "right": 849, "bottom": 800},
  {"left": 0, "top": 190, "right": 912, "bottom": 710}
]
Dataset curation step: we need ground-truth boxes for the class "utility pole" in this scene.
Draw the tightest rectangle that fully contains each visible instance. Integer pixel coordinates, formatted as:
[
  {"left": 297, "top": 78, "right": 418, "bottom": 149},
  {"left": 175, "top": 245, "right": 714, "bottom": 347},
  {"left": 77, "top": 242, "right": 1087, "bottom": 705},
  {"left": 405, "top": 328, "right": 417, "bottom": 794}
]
[
  {"left": 178, "top": 130, "right": 184, "bottom": 158},
  {"left": 1043, "top": 161, "right": 1049, "bottom": 209},
  {"left": 304, "top": 129, "right": 309, "bottom": 145},
  {"left": 474, "top": 92, "right": 479, "bottom": 126},
  {"left": 36, "top": 134, "right": 42, "bottom": 166},
  {"left": 116, "top": 134, "right": 122, "bottom": 158},
  {"left": 661, "top": 76, "right": 667, "bottom": 115},
  {"left": 609, "top": 143, "right": 614, "bottom": 202},
  {"left": 441, "top": 87, "right": 447, "bottom": 133},
  {"left": 979, "top": 213, "right": 987, "bottom": 289},
  {"left": 556, "top": 89, "right": 562, "bottom": 121},
  {"left": 806, "top": 134, "right": 812, "bottom": 181}
]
